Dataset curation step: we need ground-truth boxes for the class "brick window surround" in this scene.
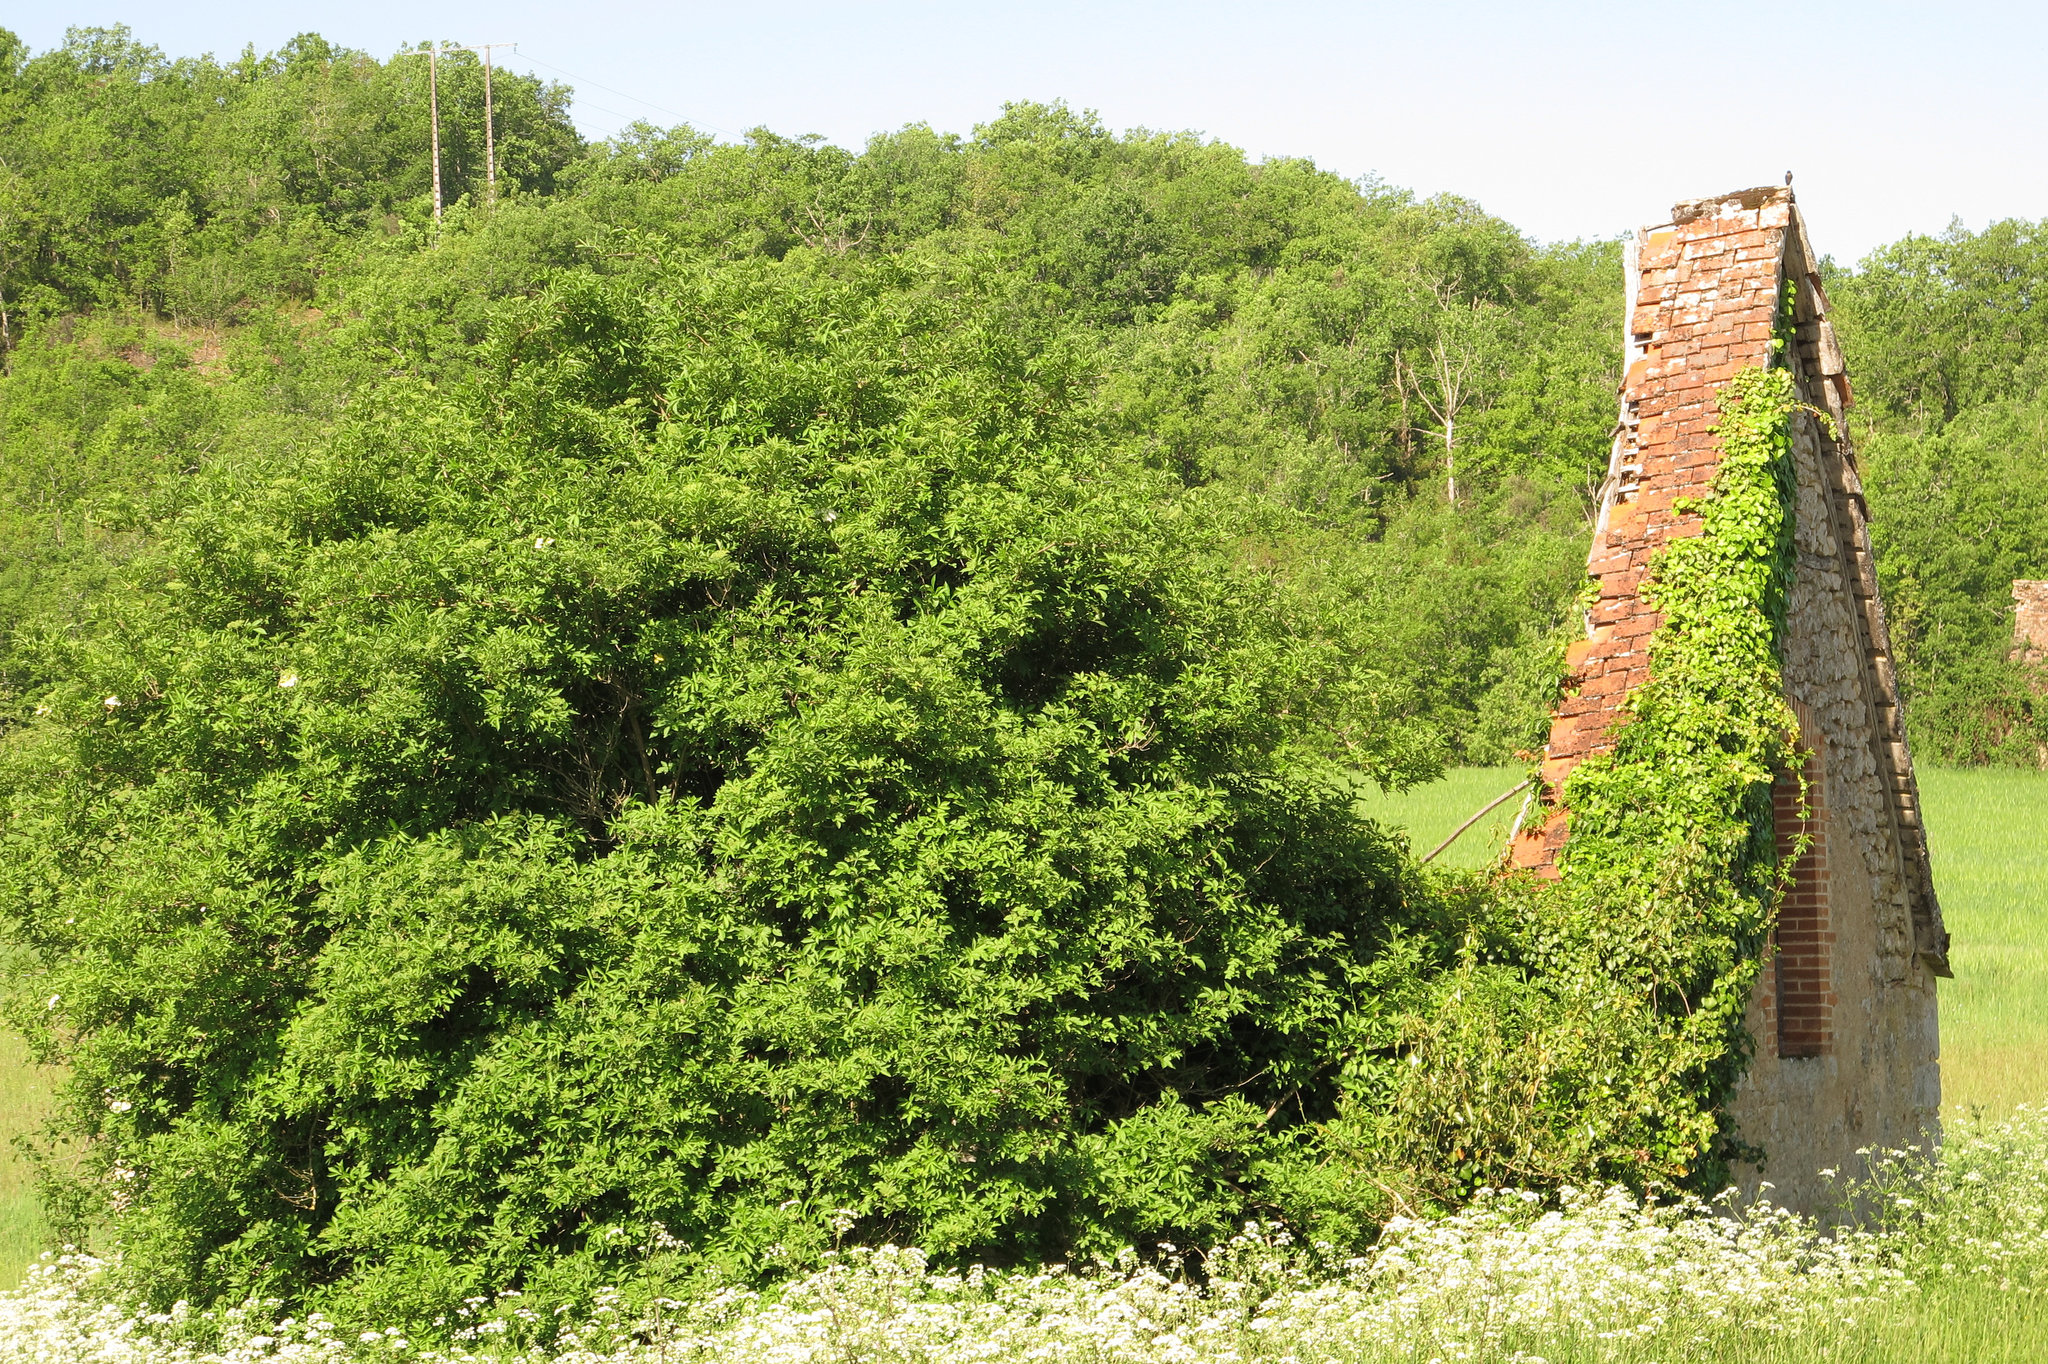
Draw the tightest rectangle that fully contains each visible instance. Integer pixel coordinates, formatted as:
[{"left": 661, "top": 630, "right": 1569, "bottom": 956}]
[{"left": 1772, "top": 720, "right": 1833, "bottom": 1059}]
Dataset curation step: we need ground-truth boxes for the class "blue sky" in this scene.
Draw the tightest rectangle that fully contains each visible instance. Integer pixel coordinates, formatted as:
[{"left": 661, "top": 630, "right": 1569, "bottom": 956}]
[{"left": 14, "top": 1, "right": 2045, "bottom": 262}]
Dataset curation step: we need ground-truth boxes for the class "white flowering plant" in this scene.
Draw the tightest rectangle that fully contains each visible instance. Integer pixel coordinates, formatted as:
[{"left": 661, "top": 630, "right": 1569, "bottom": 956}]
[
  {"left": 2, "top": 1105, "right": 2042, "bottom": 1364},
  {"left": 1846, "top": 1105, "right": 2048, "bottom": 1292}
]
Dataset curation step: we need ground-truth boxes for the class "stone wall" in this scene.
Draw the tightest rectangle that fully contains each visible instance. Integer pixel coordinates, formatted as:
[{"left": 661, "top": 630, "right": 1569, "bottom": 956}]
[
  {"left": 2015, "top": 580, "right": 2048, "bottom": 666},
  {"left": 1512, "top": 186, "right": 1946, "bottom": 1211},
  {"left": 1733, "top": 376, "right": 1941, "bottom": 1210}
]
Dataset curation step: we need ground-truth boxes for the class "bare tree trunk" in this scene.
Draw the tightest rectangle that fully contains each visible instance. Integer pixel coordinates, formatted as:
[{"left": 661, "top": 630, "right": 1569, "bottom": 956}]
[
  {"left": 1397, "top": 295, "right": 1489, "bottom": 508},
  {"left": 1445, "top": 414, "right": 1455, "bottom": 504}
]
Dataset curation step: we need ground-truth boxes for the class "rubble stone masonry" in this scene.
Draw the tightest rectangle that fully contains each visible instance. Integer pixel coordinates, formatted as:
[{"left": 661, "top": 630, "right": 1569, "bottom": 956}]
[
  {"left": 1512, "top": 186, "right": 1947, "bottom": 1212},
  {"left": 2015, "top": 580, "right": 2048, "bottom": 667}
]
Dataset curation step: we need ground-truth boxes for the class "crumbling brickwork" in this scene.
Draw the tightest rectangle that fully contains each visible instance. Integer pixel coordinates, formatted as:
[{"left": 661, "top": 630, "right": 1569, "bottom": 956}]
[
  {"left": 1513, "top": 186, "right": 1946, "bottom": 1211},
  {"left": 1511, "top": 188, "right": 1799, "bottom": 869}
]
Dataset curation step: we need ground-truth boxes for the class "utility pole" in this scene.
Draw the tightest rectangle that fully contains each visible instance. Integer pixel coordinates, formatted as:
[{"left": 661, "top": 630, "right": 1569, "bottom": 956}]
[
  {"left": 456, "top": 43, "right": 515, "bottom": 205},
  {"left": 428, "top": 40, "right": 443, "bottom": 225},
  {"left": 395, "top": 42, "right": 446, "bottom": 228}
]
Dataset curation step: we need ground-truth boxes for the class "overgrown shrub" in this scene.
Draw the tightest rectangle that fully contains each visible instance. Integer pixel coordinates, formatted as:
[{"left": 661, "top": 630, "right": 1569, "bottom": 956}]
[{"left": 0, "top": 251, "right": 1464, "bottom": 1315}]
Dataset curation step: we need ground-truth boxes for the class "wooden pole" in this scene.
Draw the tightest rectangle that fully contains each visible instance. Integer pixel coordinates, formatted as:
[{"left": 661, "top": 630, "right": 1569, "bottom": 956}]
[
  {"left": 451, "top": 44, "right": 515, "bottom": 207},
  {"left": 1421, "top": 779, "right": 1531, "bottom": 865},
  {"left": 481, "top": 45, "right": 496, "bottom": 205},
  {"left": 428, "top": 41, "right": 443, "bottom": 226}
]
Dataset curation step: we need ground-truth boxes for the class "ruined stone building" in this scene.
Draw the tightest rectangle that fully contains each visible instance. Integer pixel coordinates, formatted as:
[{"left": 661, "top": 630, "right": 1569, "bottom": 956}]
[{"left": 1511, "top": 186, "right": 1949, "bottom": 1210}]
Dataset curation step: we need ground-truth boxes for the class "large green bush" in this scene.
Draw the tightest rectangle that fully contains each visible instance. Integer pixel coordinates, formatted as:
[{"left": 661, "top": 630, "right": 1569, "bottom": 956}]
[{"left": 0, "top": 252, "right": 1465, "bottom": 1313}]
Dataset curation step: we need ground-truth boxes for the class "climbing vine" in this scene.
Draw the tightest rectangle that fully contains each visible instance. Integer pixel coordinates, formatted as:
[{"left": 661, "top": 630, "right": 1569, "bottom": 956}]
[
  {"left": 1550, "top": 357, "right": 1804, "bottom": 1153},
  {"left": 1375, "top": 288, "right": 1811, "bottom": 1200}
]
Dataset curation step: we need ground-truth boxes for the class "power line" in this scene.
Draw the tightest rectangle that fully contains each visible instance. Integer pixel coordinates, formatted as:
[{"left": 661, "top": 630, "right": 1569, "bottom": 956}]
[
  {"left": 393, "top": 41, "right": 734, "bottom": 195},
  {"left": 510, "top": 48, "right": 737, "bottom": 138},
  {"left": 552, "top": 96, "right": 653, "bottom": 129}
]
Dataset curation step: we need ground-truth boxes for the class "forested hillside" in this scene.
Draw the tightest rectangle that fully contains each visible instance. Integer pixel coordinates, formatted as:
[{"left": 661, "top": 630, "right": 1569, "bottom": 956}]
[
  {"left": 0, "top": 21, "right": 2042, "bottom": 1332},
  {"left": 3, "top": 29, "right": 2040, "bottom": 767},
  {"left": 0, "top": 26, "right": 1620, "bottom": 770},
  {"left": 1830, "top": 224, "right": 2048, "bottom": 763}
]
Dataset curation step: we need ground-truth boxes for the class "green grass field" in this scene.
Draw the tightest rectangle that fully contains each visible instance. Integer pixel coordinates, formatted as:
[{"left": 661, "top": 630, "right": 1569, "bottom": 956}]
[
  {"left": 0, "top": 1028, "right": 52, "bottom": 1285},
  {"left": 1356, "top": 764, "right": 1533, "bottom": 869},
  {"left": 1917, "top": 767, "right": 2048, "bottom": 1115}
]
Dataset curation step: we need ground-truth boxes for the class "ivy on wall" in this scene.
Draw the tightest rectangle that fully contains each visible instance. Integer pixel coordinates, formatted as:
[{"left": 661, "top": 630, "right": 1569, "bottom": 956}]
[{"left": 1371, "top": 295, "right": 1809, "bottom": 1199}]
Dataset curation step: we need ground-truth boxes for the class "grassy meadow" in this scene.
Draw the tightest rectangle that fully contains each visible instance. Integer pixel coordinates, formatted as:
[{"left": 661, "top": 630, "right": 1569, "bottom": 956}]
[
  {"left": 1357, "top": 764, "right": 1533, "bottom": 869},
  {"left": 0, "top": 1030, "right": 49, "bottom": 1288},
  {"left": 1917, "top": 767, "right": 2048, "bottom": 1114}
]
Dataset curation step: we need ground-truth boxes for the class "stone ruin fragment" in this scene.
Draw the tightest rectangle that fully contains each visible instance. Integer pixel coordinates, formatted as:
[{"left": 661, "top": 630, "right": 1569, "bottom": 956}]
[
  {"left": 1512, "top": 185, "right": 1947, "bottom": 1211},
  {"left": 2014, "top": 579, "right": 2048, "bottom": 669}
]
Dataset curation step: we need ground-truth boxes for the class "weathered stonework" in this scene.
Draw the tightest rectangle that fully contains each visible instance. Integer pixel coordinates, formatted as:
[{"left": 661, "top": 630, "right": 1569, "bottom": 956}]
[
  {"left": 2015, "top": 580, "right": 2048, "bottom": 667},
  {"left": 1511, "top": 186, "right": 1947, "bottom": 1211}
]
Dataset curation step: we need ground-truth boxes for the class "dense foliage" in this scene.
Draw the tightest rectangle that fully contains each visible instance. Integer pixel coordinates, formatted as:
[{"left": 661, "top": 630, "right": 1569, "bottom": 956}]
[
  {"left": 0, "top": 26, "right": 577, "bottom": 327},
  {"left": 0, "top": 28, "right": 1617, "bottom": 759},
  {"left": 0, "top": 24, "right": 1624, "bottom": 1319},
  {"left": 1, "top": 251, "right": 1462, "bottom": 1312},
  {"left": 1826, "top": 221, "right": 2048, "bottom": 764},
  {"left": 0, "top": 18, "right": 2037, "bottom": 1332}
]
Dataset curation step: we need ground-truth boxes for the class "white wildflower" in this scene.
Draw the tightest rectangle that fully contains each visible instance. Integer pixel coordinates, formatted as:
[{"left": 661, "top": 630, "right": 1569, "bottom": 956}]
[{"left": 2, "top": 1108, "right": 2045, "bottom": 1363}]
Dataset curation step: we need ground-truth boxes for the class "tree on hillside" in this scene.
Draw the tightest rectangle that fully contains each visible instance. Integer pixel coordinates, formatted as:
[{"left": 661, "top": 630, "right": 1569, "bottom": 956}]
[
  {"left": 1831, "top": 219, "right": 2048, "bottom": 431},
  {"left": 0, "top": 25, "right": 579, "bottom": 331},
  {"left": 1394, "top": 286, "right": 1508, "bottom": 504}
]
